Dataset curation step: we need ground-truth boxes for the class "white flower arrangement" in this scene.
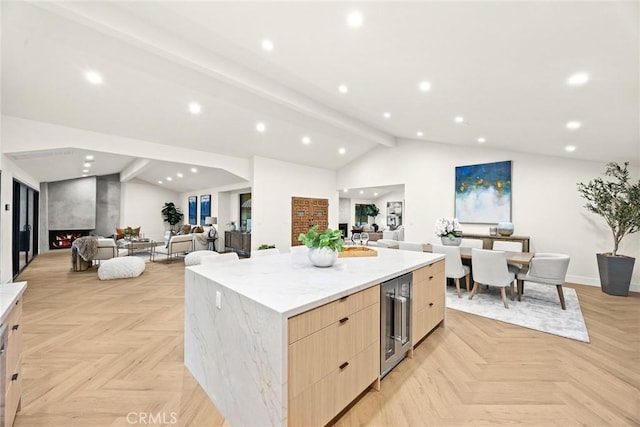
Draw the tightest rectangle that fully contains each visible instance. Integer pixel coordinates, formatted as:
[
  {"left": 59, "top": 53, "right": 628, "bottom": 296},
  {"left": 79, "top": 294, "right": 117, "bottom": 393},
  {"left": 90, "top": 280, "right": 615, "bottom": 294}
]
[{"left": 434, "top": 217, "right": 462, "bottom": 238}]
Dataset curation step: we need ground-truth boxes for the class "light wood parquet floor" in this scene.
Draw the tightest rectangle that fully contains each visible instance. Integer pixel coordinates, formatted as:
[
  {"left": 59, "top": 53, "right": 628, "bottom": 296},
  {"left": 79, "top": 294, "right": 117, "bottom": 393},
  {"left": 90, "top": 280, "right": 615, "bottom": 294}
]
[{"left": 14, "top": 250, "right": 640, "bottom": 426}]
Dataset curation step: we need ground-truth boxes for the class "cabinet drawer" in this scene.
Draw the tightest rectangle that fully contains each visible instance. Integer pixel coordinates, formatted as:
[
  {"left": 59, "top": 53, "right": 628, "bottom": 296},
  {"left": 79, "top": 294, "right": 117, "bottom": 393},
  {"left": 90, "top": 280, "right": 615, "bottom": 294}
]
[
  {"left": 289, "top": 303, "right": 379, "bottom": 399},
  {"left": 288, "top": 341, "right": 379, "bottom": 427},
  {"left": 289, "top": 285, "right": 379, "bottom": 344},
  {"left": 5, "top": 299, "right": 22, "bottom": 394},
  {"left": 412, "top": 295, "right": 445, "bottom": 345},
  {"left": 413, "top": 261, "right": 444, "bottom": 283},
  {"left": 413, "top": 271, "right": 445, "bottom": 312},
  {"left": 5, "top": 358, "right": 22, "bottom": 427}
]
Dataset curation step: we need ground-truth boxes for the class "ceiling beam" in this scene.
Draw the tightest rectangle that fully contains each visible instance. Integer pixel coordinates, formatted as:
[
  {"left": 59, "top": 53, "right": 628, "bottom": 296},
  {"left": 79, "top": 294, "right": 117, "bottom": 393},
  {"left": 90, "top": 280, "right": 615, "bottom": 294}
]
[{"left": 120, "top": 158, "right": 151, "bottom": 182}]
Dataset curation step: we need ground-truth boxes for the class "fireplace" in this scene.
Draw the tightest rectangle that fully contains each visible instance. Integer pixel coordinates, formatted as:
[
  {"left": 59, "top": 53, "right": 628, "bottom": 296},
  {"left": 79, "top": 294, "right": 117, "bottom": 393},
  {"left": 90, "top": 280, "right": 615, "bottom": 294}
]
[{"left": 49, "top": 230, "right": 91, "bottom": 250}]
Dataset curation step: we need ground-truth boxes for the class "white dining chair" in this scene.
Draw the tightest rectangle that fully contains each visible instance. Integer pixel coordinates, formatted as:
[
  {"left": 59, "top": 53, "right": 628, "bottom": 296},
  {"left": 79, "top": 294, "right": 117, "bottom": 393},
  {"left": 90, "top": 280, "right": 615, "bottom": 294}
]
[
  {"left": 517, "top": 253, "right": 570, "bottom": 309},
  {"left": 201, "top": 252, "right": 239, "bottom": 265},
  {"left": 251, "top": 248, "right": 280, "bottom": 257},
  {"left": 432, "top": 244, "right": 471, "bottom": 298},
  {"left": 398, "top": 242, "right": 424, "bottom": 252},
  {"left": 460, "top": 238, "right": 483, "bottom": 248},
  {"left": 470, "top": 248, "right": 516, "bottom": 308},
  {"left": 492, "top": 241, "right": 524, "bottom": 273}
]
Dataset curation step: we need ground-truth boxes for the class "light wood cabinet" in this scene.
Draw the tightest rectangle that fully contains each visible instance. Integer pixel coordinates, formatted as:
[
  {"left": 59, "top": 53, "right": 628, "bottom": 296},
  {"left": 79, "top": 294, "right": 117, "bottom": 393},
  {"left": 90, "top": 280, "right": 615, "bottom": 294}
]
[
  {"left": 4, "top": 298, "right": 23, "bottom": 427},
  {"left": 412, "top": 260, "right": 445, "bottom": 345},
  {"left": 288, "top": 286, "right": 380, "bottom": 426}
]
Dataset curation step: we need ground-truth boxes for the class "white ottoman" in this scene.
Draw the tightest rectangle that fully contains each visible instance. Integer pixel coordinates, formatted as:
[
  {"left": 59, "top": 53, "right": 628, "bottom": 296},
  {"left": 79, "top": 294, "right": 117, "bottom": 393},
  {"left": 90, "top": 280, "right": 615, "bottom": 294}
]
[
  {"left": 184, "top": 250, "right": 218, "bottom": 266},
  {"left": 98, "top": 257, "right": 146, "bottom": 280},
  {"left": 376, "top": 239, "right": 400, "bottom": 249}
]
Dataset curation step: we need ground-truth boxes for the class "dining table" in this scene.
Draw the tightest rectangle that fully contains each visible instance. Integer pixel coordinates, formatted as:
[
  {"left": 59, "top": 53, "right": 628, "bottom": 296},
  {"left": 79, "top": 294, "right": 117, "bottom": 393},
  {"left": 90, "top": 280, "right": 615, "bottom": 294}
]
[{"left": 423, "top": 243, "right": 534, "bottom": 300}]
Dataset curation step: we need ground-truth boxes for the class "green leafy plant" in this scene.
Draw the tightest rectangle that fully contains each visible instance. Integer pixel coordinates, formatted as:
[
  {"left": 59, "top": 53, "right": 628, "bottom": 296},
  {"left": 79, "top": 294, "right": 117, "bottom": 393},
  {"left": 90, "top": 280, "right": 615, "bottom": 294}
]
[
  {"left": 161, "top": 202, "right": 184, "bottom": 232},
  {"left": 298, "top": 225, "right": 345, "bottom": 252},
  {"left": 365, "top": 204, "right": 380, "bottom": 218},
  {"left": 258, "top": 244, "right": 276, "bottom": 250},
  {"left": 577, "top": 162, "right": 640, "bottom": 256}
]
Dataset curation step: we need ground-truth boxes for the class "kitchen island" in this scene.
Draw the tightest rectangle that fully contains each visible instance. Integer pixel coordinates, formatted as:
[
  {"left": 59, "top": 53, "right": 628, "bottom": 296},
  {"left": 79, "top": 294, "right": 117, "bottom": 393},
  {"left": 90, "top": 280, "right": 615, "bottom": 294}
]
[{"left": 185, "top": 248, "right": 444, "bottom": 426}]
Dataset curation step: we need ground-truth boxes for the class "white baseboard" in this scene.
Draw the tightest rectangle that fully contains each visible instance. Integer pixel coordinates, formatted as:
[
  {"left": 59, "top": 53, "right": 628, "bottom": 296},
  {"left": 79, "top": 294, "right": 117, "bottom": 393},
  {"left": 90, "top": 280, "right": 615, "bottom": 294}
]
[{"left": 566, "top": 274, "right": 640, "bottom": 293}]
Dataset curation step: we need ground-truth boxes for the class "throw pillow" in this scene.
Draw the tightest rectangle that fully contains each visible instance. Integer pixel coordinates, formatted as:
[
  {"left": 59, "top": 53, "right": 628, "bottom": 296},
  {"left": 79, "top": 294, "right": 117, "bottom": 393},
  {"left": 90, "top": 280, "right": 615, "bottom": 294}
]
[
  {"left": 115, "top": 227, "right": 125, "bottom": 240},
  {"left": 193, "top": 226, "right": 204, "bottom": 234},
  {"left": 180, "top": 224, "right": 191, "bottom": 235}
]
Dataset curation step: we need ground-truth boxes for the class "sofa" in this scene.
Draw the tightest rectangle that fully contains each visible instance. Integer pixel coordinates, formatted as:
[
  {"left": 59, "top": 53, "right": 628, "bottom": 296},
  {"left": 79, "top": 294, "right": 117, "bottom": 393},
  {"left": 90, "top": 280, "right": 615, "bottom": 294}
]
[{"left": 167, "top": 224, "right": 217, "bottom": 252}]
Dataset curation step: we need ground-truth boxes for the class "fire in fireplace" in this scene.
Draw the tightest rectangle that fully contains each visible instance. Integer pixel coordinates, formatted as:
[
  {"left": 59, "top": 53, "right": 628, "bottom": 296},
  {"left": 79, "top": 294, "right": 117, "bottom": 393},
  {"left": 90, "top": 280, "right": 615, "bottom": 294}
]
[{"left": 49, "top": 230, "right": 91, "bottom": 250}]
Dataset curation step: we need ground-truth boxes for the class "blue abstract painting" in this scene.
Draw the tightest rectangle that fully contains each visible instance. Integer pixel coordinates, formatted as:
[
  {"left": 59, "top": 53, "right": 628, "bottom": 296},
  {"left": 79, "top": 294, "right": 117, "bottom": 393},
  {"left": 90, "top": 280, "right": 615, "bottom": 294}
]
[
  {"left": 188, "top": 196, "right": 197, "bottom": 224},
  {"left": 455, "top": 161, "right": 512, "bottom": 223}
]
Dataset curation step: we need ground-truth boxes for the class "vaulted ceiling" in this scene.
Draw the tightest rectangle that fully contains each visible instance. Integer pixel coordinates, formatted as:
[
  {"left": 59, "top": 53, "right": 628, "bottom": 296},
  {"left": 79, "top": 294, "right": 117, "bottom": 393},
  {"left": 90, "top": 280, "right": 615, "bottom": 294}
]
[{"left": 2, "top": 1, "right": 638, "bottom": 190}]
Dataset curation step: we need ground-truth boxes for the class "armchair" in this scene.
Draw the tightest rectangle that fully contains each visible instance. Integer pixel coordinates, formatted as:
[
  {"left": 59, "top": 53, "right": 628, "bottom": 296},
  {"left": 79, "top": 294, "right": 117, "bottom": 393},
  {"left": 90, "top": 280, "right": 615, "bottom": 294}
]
[
  {"left": 517, "top": 253, "right": 570, "bottom": 309},
  {"left": 382, "top": 225, "right": 404, "bottom": 241},
  {"left": 93, "top": 238, "right": 117, "bottom": 263},
  {"left": 153, "top": 234, "right": 193, "bottom": 263}
]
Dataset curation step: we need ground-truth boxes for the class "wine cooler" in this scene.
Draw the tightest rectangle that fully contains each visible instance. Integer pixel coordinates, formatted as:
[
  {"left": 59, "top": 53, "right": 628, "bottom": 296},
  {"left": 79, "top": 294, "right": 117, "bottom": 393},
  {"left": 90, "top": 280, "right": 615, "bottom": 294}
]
[{"left": 380, "top": 272, "right": 412, "bottom": 377}]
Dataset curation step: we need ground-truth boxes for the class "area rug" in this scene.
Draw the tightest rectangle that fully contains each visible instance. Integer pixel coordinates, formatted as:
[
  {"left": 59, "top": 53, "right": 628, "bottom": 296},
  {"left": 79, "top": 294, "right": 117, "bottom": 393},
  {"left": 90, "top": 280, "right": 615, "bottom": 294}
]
[{"left": 445, "top": 282, "right": 590, "bottom": 343}]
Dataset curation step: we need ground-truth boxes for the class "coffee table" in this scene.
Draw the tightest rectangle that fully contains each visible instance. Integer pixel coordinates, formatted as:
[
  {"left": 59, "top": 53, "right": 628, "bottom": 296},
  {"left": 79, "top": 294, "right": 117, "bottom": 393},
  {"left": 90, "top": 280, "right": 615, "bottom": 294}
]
[{"left": 120, "top": 239, "right": 158, "bottom": 260}]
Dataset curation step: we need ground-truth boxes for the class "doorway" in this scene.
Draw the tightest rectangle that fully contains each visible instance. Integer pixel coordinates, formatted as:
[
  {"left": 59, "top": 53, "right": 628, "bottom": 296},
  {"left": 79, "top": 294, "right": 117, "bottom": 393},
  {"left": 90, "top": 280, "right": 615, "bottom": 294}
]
[
  {"left": 291, "top": 197, "right": 328, "bottom": 246},
  {"left": 13, "top": 180, "right": 39, "bottom": 278}
]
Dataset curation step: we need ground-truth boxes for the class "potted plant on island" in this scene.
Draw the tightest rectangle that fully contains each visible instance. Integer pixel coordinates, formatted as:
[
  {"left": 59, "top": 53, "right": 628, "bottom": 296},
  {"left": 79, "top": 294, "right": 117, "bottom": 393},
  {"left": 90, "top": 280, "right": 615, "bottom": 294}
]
[
  {"left": 161, "top": 202, "right": 184, "bottom": 234},
  {"left": 578, "top": 162, "right": 639, "bottom": 296},
  {"left": 298, "top": 225, "right": 345, "bottom": 267}
]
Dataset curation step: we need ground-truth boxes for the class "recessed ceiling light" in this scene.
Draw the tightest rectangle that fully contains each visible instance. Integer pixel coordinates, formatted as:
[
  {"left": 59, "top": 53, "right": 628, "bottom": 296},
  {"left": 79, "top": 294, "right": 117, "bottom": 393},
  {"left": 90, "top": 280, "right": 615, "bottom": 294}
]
[
  {"left": 189, "top": 102, "right": 202, "bottom": 115},
  {"left": 190, "top": 167, "right": 198, "bottom": 173},
  {"left": 567, "top": 72, "right": 589, "bottom": 86},
  {"left": 338, "top": 147, "right": 346, "bottom": 155},
  {"left": 383, "top": 112, "right": 391, "bottom": 119},
  {"left": 158, "top": 180, "right": 163, "bottom": 184},
  {"left": 416, "top": 131, "right": 424, "bottom": 137},
  {"left": 302, "top": 136, "right": 311, "bottom": 145},
  {"left": 359, "top": 190, "right": 364, "bottom": 194},
  {"left": 477, "top": 137, "right": 486, "bottom": 143},
  {"left": 346, "top": 11, "right": 363, "bottom": 28},
  {"left": 566, "top": 121, "right": 582, "bottom": 130},
  {"left": 454, "top": 116, "right": 465, "bottom": 123},
  {"left": 343, "top": 189, "right": 348, "bottom": 193},
  {"left": 166, "top": 177, "right": 173, "bottom": 181},
  {"left": 176, "top": 173, "right": 184, "bottom": 178},
  {"left": 338, "top": 84, "right": 348, "bottom": 94},
  {"left": 256, "top": 122, "right": 266, "bottom": 133},
  {"left": 261, "top": 39, "right": 274, "bottom": 51},
  {"left": 82, "top": 174, "right": 87, "bottom": 177},
  {"left": 85, "top": 155, "right": 94, "bottom": 160},
  {"left": 85, "top": 71, "right": 103, "bottom": 85},
  {"left": 83, "top": 162, "right": 91, "bottom": 168},
  {"left": 565, "top": 145, "right": 577, "bottom": 152},
  {"left": 374, "top": 192, "right": 378, "bottom": 196},
  {"left": 419, "top": 81, "right": 431, "bottom": 92},
  {"left": 82, "top": 169, "right": 89, "bottom": 173}
]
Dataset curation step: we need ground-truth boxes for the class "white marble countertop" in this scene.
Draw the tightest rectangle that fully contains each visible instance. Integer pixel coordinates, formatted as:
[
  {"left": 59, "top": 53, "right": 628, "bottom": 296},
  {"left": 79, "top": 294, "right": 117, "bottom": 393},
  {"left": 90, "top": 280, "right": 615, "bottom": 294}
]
[
  {"left": 0, "top": 281, "right": 27, "bottom": 324},
  {"left": 189, "top": 248, "right": 444, "bottom": 317}
]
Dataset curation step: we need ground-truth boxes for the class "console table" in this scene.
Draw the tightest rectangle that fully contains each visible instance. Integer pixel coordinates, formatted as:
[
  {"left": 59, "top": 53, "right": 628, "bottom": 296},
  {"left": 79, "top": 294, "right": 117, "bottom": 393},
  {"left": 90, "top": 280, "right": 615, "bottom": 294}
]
[
  {"left": 224, "top": 231, "right": 251, "bottom": 256},
  {"left": 463, "top": 233, "right": 530, "bottom": 252}
]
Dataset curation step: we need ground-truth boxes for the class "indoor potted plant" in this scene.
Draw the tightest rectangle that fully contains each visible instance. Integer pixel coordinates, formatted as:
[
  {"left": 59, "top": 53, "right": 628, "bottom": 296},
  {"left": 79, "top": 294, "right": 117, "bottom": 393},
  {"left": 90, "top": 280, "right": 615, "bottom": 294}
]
[
  {"left": 161, "top": 202, "right": 184, "bottom": 233},
  {"left": 435, "top": 217, "right": 462, "bottom": 246},
  {"left": 577, "top": 162, "right": 639, "bottom": 296},
  {"left": 298, "top": 225, "right": 345, "bottom": 267},
  {"left": 366, "top": 204, "right": 381, "bottom": 231}
]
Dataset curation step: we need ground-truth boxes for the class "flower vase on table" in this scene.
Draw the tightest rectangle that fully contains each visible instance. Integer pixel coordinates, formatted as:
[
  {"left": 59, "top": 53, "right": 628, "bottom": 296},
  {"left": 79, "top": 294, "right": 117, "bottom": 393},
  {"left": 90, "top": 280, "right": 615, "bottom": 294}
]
[{"left": 435, "top": 217, "right": 462, "bottom": 246}]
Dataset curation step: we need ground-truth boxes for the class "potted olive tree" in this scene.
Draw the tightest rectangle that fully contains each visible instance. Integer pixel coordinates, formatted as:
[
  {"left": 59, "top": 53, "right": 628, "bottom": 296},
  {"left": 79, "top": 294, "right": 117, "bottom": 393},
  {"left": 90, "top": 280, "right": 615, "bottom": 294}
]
[{"left": 577, "top": 162, "right": 640, "bottom": 296}]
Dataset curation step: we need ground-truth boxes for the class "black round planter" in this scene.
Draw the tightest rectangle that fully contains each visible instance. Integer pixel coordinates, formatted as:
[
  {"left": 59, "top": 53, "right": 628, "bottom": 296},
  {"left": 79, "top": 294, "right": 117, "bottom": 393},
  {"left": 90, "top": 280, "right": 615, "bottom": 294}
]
[{"left": 597, "top": 253, "right": 636, "bottom": 296}]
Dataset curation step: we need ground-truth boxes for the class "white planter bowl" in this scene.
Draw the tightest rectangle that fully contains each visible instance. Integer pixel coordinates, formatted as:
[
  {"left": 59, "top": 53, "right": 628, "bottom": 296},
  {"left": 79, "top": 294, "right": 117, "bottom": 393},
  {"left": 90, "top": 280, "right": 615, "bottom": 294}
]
[{"left": 308, "top": 247, "right": 338, "bottom": 267}]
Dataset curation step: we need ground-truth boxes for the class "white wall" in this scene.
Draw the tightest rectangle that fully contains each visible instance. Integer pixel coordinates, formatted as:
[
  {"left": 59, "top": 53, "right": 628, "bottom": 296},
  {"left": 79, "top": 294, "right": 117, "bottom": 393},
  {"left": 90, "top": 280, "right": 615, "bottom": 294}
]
[
  {"left": 339, "top": 198, "right": 350, "bottom": 224},
  {"left": 252, "top": 156, "right": 338, "bottom": 252},
  {"left": 337, "top": 139, "right": 640, "bottom": 289},
  {"left": 121, "top": 179, "right": 180, "bottom": 242},
  {"left": 0, "top": 155, "right": 40, "bottom": 283}
]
